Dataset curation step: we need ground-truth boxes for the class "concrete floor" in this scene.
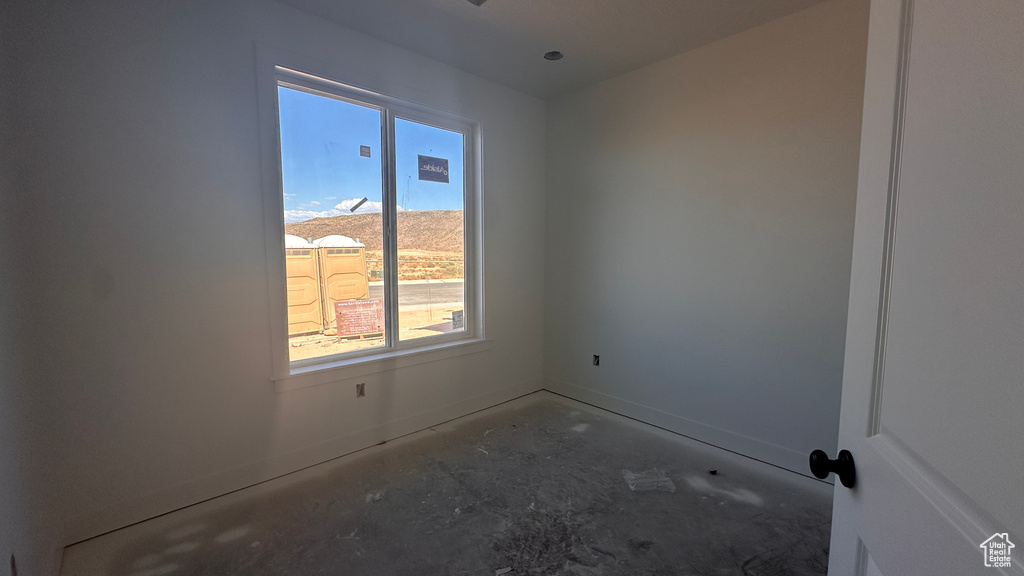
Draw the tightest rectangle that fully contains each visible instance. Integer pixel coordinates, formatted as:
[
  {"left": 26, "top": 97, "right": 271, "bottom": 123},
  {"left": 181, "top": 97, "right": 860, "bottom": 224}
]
[{"left": 60, "top": 392, "right": 833, "bottom": 576}]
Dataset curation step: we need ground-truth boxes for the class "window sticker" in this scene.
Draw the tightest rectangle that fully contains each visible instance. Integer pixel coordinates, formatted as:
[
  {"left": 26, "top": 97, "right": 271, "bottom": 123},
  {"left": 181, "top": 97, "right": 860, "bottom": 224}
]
[{"left": 418, "top": 155, "right": 449, "bottom": 183}]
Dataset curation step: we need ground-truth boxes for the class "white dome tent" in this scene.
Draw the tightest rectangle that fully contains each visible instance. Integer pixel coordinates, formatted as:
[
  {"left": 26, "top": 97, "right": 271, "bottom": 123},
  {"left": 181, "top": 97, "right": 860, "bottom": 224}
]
[
  {"left": 312, "top": 234, "right": 364, "bottom": 249},
  {"left": 284, "top": 234, "right": 314, "bottom": 249}
]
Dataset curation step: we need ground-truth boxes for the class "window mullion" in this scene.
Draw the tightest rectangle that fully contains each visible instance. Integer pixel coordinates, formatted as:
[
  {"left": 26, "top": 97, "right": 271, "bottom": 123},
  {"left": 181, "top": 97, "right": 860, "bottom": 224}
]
[{"left": 382, "top": 109, "right": 400, "bottom": 347}]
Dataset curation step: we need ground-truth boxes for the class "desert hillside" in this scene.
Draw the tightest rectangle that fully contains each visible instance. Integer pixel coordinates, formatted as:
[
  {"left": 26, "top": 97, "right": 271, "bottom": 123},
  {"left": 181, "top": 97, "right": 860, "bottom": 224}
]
[{"left": 285, "top": 210, "right": 463, "bottom": 253}]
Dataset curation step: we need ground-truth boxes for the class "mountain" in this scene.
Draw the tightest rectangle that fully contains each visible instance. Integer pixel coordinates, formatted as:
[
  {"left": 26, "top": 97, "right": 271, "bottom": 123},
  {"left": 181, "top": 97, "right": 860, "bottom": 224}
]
[{"left": 285, "top": 210, "right": 464, "bottom": 253}]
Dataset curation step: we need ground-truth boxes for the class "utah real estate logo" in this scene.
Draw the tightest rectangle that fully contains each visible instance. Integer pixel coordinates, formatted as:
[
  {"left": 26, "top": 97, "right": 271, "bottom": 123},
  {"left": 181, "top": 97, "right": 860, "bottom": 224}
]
[{"left": 980, "top": 533, "right": 1014, "bottom": 568}]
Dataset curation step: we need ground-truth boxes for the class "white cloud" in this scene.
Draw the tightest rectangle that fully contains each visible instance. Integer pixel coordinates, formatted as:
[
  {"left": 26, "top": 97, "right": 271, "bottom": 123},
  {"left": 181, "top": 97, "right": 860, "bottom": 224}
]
[
  {"left": 336, "top": 197, "right": 387, "bottom": 213},
  {"left": 324, "top": 196, "right": 336, "bottom": 200},
  {"left": 283, "top": 197, "right": 405, "bottom": 223},
  {"left": 309, "top": 201, "right": 320, "bottom": 206},
  {"left": 284, "top": 209, "right": 336, "bottom": 223}
]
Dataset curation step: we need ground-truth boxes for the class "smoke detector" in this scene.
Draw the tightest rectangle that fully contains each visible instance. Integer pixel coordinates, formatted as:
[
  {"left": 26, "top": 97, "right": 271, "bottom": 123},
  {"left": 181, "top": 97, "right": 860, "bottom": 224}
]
[{"left": 466, "top": 0, "right": 487, "bottom": 5}]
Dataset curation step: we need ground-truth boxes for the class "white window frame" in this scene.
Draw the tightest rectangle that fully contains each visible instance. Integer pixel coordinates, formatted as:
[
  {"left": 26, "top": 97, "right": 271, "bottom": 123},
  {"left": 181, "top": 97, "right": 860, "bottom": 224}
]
[{"left": 258, "top": 55, "right": 486, "bottom": 390}]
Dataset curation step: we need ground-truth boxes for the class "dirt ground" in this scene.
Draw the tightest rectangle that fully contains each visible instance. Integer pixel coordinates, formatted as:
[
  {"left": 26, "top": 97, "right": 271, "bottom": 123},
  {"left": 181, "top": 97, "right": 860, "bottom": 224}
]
[
  {"left": 288, "top": 304, "right": 465, "bottom": 361},
  {"left": 365, "top": 250, "right": 464, "bottom": 281}
]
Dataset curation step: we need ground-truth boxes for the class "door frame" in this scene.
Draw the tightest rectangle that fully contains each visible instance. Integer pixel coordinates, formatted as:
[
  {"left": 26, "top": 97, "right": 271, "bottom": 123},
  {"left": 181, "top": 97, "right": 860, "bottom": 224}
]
[{"left": 829, "top": 0, "right": 1022, "bottom": 573}]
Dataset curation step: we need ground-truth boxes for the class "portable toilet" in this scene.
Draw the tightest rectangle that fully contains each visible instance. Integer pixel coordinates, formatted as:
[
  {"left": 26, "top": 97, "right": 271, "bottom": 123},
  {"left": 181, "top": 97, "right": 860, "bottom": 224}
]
[
  {"left": 313, "top": 235, "right": 369, "bottom": 331},
  {"left": 284, "top": 234, "right": 323, "bottom": 335}
]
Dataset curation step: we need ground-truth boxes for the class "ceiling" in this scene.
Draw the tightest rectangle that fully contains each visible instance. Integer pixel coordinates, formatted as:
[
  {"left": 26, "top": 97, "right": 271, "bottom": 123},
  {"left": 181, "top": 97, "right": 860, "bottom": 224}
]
[{"left": 277, "top": 0, "right": 828, "bottom": 99}]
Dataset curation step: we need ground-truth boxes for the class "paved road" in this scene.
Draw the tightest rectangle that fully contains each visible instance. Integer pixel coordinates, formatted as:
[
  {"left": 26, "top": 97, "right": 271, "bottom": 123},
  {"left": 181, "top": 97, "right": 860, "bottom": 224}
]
[{"left": 369, "top": 279, "right": 464, "bottom": 306}]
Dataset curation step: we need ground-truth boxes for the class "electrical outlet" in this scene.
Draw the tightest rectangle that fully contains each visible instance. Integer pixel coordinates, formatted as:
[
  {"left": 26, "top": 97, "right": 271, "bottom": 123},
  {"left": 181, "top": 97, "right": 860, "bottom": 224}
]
[
  {"left": 593, "top": 355, "right": 600, "bottom": 366},
  {"left": 356, "top": 383, "right": 366, "bottom": 398}
]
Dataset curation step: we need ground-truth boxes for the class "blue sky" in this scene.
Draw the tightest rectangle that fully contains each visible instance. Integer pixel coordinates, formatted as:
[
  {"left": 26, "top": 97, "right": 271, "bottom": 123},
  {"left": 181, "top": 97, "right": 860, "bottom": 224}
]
[{"left": 278, "top": 86, "right": 464, "bottom": 223}]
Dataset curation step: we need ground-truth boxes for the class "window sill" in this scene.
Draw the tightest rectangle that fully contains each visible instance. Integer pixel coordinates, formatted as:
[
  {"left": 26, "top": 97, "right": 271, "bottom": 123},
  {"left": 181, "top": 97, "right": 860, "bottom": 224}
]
[{"left": 274, "top": 337, "right": 492, "bottom": 393}]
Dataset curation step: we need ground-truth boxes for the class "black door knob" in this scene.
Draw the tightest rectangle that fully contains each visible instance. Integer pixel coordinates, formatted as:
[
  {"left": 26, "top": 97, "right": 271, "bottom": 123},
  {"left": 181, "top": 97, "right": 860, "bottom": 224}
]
[{"left": 809, "top": 449, "right": 856, "bottom": 488}]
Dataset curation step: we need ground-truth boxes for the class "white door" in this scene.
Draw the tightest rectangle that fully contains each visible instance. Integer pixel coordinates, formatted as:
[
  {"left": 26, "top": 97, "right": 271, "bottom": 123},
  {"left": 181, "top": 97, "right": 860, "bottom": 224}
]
[{"left": 826, "top": 0, "right": 1024, "bottom": 574}]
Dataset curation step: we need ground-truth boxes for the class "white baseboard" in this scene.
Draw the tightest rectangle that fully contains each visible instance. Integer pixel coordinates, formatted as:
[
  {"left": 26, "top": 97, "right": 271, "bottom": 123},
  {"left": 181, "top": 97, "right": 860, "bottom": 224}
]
[
  {"left": 61, "top": 377, "right": 543, "bottom": 550},
  {"left": 542, "top": 376, "right": 818, "bottom": 480}
]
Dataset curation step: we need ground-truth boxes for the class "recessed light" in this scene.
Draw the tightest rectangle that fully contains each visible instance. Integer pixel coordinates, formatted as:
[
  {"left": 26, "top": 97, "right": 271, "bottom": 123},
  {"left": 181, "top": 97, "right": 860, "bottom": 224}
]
[{"left": 544, "top": 51, "right": 564, "bottom": 61}]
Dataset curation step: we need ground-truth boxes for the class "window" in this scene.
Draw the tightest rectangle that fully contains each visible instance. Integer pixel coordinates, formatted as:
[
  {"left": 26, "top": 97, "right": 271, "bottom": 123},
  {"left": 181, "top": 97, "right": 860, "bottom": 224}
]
[{"left": 265, "top": 66, "right": 481, "bottom": 377}]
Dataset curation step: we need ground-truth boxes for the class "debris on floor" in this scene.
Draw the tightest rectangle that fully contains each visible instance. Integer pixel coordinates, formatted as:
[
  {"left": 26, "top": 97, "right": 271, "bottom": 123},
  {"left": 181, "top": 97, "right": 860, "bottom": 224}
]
[
  {"left": 628, "top": 538, "right": 654, "bottom": 553},
  {"left": 494, "top": 508, "right": 588, "bottom": 575},
  {"left": 622, "top": 468, "right": 676, "bottom": 492},
  {"left": 60, "top": 396, "right": 832, "bottom": 576},
  {"left": 685, "top": 475, "right": 763, "bottom": 505}
]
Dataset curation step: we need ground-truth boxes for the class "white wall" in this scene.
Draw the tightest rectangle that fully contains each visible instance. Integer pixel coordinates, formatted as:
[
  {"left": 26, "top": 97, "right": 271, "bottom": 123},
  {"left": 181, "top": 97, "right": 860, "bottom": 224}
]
[
  {"left": 544, "top": 0, "right": 869, "bottom": 475},
  {"left": 0, "top": 8, "right": 16, "bottom": 568},
  {"left": 7, "top": 1, "right": 545, "bottom": 573},
  {"left": 2, "top": 7, "right": 62, "bottom": 575},
  {"left": 1, "top": 7, "right": 29, "bottom": 575}
]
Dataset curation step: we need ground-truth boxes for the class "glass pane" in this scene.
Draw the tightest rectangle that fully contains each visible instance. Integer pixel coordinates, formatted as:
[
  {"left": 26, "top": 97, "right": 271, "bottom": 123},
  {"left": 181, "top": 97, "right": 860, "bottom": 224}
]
[
  {"left": 394, "top": 117, "right": 466, "bottom": 340},
  {"left": 277, "top": 85, "right": 387, "bottom": 361}
]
